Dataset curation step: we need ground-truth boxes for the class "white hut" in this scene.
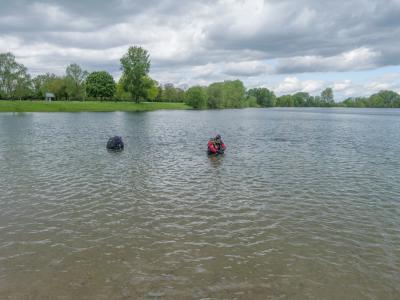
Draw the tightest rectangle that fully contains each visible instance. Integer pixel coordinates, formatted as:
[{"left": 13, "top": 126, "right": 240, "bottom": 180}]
[{"left": 45, "top": 92, "right": 55, "bottom": 101}]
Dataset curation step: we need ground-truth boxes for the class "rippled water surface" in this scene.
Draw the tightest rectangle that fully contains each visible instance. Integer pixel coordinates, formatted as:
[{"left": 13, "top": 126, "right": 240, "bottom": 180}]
[{"left": 1, "top": 108, "right": 400, "bottom": 299}]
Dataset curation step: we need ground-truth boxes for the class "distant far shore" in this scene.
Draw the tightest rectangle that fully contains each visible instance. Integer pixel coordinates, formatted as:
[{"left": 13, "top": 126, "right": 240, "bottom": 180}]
[
  {"left": 1, "top": 100, "right": 400, "bottom": 113},
  {"left": 0, "top": 101, "right": 191, "bottom": 112}
]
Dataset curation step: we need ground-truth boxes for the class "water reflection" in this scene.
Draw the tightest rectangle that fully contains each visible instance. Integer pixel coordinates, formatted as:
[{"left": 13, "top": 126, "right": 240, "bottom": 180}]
[{"left": 208, "top": 154, "right": 224, "bottom": 168}]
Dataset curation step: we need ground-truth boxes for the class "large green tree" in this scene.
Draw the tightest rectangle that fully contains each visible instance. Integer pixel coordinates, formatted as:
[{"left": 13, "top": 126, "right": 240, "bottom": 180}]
[
  {"left": 223, "top": 80, "right": 246, "bottom": 108},
  {"left": 161, "top": 83, "right": 176, "bottom": 102},
  {"left": 185, "top": 86, "right": 208, "bottom": 108},
  {"left": 160, "top": 83, "right": 185, "bottom": 102},
  {"left": 143, "top": 76, "right": 159, "bottom": 101},
  {"left": 207, "top": 82, "right": 225, "bottom": 108},
  {"left": 120, "top": 46, "right": 151, "bottom": 102},
  {"left": 321, "top": 87, "right": 334, "bottom": 106},
  {"left": 292, "top": 92, "right": 312, "bottom": 107},
  {"left": 207, "top": 80, "right": 246, "bottom": 108},
  {"left": 50, "top": 77, "right": 68, "bottom": 100},
  {"left": 65, "top": 63, "right": 88, "bottom": 100},
  {"left": 276, "top": 95, "right": 294, "bottom": 107},
  {"left": 86, "top": 71, "right": 116, "bottom": 100},
  {"left": 115, "top": 76, "right": 130, "bottom": 101},
  {"left": 368, "top": 90, "right": 400, "bottom": 108},
  {"left": 13, "top": 73, "right": 33, "bottom": 100},
  {"left": 0, "top": 52, "right": 31, "bottom": 99},
  {"left": 247, "top": 87, "right": 276, "bottom": 107}
]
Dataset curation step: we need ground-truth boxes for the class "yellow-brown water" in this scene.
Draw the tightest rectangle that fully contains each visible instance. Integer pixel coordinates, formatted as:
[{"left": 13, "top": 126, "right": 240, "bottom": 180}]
[{"left": 0, "top": 108, "right": 399, "bottom": 299}]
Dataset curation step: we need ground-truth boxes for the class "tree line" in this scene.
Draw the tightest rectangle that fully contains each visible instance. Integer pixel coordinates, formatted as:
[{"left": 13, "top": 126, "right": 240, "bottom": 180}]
[{"left": 1, "top": 48, "right": 400, "bottom": 108}]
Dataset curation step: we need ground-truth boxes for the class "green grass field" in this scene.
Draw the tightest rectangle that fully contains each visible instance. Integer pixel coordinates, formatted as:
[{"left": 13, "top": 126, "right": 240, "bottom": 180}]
[{"left": 0, "top": 101, "right": 191, "bottom": 112}]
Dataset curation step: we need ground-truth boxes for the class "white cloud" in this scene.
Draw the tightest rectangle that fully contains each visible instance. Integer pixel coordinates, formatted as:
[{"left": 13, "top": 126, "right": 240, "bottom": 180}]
[
  {"left": 275, "top": 77, "right": 323, "bottom": 94},
  {"left": 333, "top": 80, "right": 352, "bottom": 92},
  {"left": 271, "top": 73, "right": 400, "bottom": 100},
  {"left": 0, "top": 36, "right": 21, "bottom": 52},
  {"left": 275, "top": 48, "right": 381, "bottom": 74}
]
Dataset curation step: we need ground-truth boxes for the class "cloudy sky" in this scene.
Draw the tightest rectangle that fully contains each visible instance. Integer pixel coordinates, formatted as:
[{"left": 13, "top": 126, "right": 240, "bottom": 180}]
[{"left": 1, "top": 0, "right": 400, "bottom": 99}]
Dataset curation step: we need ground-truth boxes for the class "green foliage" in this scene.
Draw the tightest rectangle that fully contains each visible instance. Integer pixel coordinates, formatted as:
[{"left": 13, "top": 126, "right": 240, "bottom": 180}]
[
  {"left": 65, "top": 63, "right": 88, "bottom": 100},
  {"left": 114, "top": 74, "right": 158, "bottom": 102},
  {"left": 86, "top": 71, "right": 116, "bottom": 100},
  {"left": 160, "top": 83, "right": 185, "bottom": 102},
  {"left": 115, "top": 89, "right": 130, "bottom": 101},
  {"left": 276, "top": 95, "right": 294, "bottom": 107},
  {"left": 51, "top": 77, "right": 69, "bottom": 100},
  {"left": 13, "top": 73, "right": 33, "bottom": 100},
  {"left": 207, "top": 82, "right": 224, "bottom": 108},
  {"left": 185, "top": 86, "right": 208, "bottom": 108},
  {"left": 143, "top": 76, "right": 159, "bottom": 101},
  {"left": 247, "top": 87, "right": 276, "bottom": 107},
  {"left": 343, "top": 97, "right": 367, "bottom": 107},
  {"left": 313, "top": 96, "right": 322, "bottom": 107},
  {"left": 31, "top": 65, "right": 88, "bottom": 101},
  {"left": 368, "top": 90, "right": 400, "bottom": 108},
  {"left": 0, "top": 52, "right": 32, "bottom": 99},
  {"left": 206, "top": 80, "right": 246, "bottom": 108},
  {"left": 161, "top": 83, "right": 175, "bottom": 102},
  {"left": 244, "top": 95, "right": 259, "bottom": 107},
  {"left": 292, "top": 92, "right": 311, "bottom": 107},
  {"left": 342, "top": 91, "right": 400, "bottom": 108},
  {"left": 225, "top": 80, "right": 246, "bottom": 107},
  {"left": 120, "top": 46, "right": 151, "bottom": 102},
  {"left": 66, "top": 63, "right": 88, "bottom": 84},
  {"left": 115, "top": 77, "right": 131, "bottom": 101},
  {"left": 321, "top": 87, "right": 335, "bottom": 106},
  {"left": 32, "top": 73, "right": 56, "bottom": 99}
]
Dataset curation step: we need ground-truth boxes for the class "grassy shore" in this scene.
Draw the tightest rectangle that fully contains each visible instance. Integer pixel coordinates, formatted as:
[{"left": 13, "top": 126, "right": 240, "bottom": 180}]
[{"left": 0, "top": 101, "right": 191, "bottom": 112}]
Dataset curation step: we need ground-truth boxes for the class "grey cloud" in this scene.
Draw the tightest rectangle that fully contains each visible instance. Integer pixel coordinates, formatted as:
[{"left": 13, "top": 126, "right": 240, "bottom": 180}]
[
  {"left": 206, "top": 0, "right": 400, "bottom": 71},
  {"left": 1, "top": 0, "right": 400, "bottom": 81},
  {"left": 222, "top": 61, "right": 268, "bottom": 77}
]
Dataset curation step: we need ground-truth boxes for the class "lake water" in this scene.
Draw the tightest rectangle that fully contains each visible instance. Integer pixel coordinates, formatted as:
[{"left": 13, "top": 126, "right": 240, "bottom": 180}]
[{"left": 0, "top": 108, "right": 399, "bottom": 299}]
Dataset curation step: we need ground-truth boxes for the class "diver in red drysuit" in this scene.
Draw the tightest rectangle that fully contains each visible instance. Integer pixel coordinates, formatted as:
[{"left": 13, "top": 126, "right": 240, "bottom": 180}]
[{"left": 208, "top": 134, "right": 226, "bottom": 154}]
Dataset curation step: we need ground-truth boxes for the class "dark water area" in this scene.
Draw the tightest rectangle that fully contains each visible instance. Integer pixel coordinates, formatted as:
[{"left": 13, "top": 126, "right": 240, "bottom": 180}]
[{"left": 0, "top": 108, "right": 400, "bottom": 299}]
